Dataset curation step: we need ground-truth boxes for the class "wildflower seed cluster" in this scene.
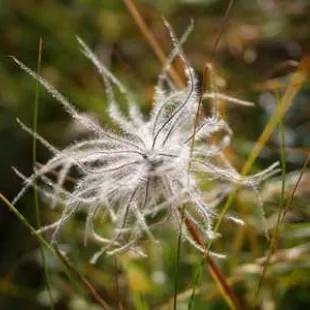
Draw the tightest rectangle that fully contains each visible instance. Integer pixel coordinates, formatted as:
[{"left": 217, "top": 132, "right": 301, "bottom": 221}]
[{"left": 13, "top": 22, "right": 278, "bottom": 261}]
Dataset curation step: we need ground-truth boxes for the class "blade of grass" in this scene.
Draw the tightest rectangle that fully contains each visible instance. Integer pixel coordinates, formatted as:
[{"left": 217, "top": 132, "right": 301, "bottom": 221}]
[
  {"left": 255, "top": 90, "right": 287, "bottom": 299},
  {"left": 32, "top": 37, "right": 55, "bottom": 310},
  {"left": 211, "top": 56, "right": 310, "bottom": 246},
  {"left": 0, "top": 192, "right": 56, "bottom": 258},
  {"left": 173, "top": 206, "right": 185, "bottom": 310},
  {"left": 188, "top": 265, "right": 203, "bottom": 310},
  {"left": 0, "top": 191, "right": 110, "bottom": 309},
  {"left": 32, "top": 38, "right": 42, "bottom": 225}
]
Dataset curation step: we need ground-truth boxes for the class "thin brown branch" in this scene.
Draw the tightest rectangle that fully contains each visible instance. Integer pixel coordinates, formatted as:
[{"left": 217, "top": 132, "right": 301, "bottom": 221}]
[
  {"left": 181, "top": 210, "right": 242, "bottom": 310},
  {"left": 210, "top": 0, "right": 234, "bottom": 61},
  {"left": 55, "top": 247, "right": 112, "bottom": 310},
  {"left": 122, "top": 0, "right": 183, "bottom": 87},
  {"left": 282, "top": 153, "right": 310, "bottom": 223}
]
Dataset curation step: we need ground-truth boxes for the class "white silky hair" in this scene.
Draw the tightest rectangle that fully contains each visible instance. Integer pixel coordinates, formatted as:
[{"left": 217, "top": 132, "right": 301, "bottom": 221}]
[{"left": 12, "top": 21, "right": 279, "bottom": 262}]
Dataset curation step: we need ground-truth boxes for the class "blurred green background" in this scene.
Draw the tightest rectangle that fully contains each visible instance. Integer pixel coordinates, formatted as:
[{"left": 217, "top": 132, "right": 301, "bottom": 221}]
[{"left": 0, "top": 0, "right": 310, "bottom": 309}]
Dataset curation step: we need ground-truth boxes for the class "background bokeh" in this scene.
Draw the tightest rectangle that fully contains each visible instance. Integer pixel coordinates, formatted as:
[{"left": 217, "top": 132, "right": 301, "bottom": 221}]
[{"left": 0, "top": 0, "right": 310, "bottom": 309}]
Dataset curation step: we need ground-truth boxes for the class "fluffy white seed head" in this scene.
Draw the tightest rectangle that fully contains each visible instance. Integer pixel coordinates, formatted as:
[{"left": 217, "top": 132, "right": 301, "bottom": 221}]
[{"left": 13, "top": 22, "right": 279, "bottom": 261}]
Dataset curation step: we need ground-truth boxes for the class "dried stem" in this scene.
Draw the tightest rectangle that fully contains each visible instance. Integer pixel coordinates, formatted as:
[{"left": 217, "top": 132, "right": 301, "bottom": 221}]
[
  {"left": 180, "top": 209, "right": 242, "bottom": 310},
  {"left": 122, "top": 0, "right": 183, "bottom": 87},
  {"left": 55, "top": 247, "right": 112, "bottom": 310}
]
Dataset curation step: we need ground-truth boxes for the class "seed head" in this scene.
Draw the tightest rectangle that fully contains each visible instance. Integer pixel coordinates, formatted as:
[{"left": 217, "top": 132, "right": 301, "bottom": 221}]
[{"left": 13, "top": 21, "right": 279, "bottom": 262}]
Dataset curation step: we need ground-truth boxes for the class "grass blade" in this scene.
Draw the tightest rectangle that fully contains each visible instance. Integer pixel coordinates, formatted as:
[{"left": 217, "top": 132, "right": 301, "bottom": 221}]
[
  {"left": 173, "top": 206, "right": 185, "bottom": 310},
  {"left": 212, "top": 56, "right": 310, "bottom": 244},
  {"left": 32, "top": 37, "right": 55, "bottom": 310},
  {"left": 0, "top": 191, "right": 110, "bottom": 309},
  {"left": 256, "top": 90, "right": 287, "bottom": 298}
]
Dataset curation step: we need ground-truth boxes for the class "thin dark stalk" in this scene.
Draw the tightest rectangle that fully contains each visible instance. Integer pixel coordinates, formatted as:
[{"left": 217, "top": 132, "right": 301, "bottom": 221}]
[
  {"left": 281, "top": 153, "right": 310, "bottom": 223},
  {"left": 188, "top": 0, "right": 234, "bottom": 181},
  {"left": 122, "top": 0, "right": 183, "bottom": 88},
  {"left": 182, "top": 212, "right": 242, "bottom": 310},
  {"left": 55, "top": 247, "right": 112, "bottom": 310},
  {"left": 0, "top": 191, "right": 110, "bottom": 308},
  {"left": 256, "top": 152, "right": 310, "bottom": 302},
  {"left": 173, "top": 205, "right": 185, "bottom": 310},
  {"left": 32, "top": 38, "right": 54, "bottom": 310},
  {"left": 188, "top": 254, "right": 203, "bottom": 310},
  {"left": 210, "top": 0, "right": 234, "bottom": 61}
]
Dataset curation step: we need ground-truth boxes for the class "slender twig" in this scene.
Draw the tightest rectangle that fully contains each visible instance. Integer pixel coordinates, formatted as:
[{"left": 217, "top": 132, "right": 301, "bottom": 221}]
[
  {"left": 188, "top": 0, "right": 234, "bottom": 185},
  {"left": 173, "top": 206, "right": 185, "bottom": 310},
  {"left": 55, "top": 247, "right": 112, "bottom": 310},
  {"left": 210, "top": 0, "right": 234, "bottom": 60},
  {"left": 0, "top": 191, "right": 111, "bottom": 309},
  {"left": 122, "top": 0, "right": 183, "bottom": 88},
  {"left": 188, "top": 1, "right": 237, "bottom": 308},
  {"left": 281, "top": 153, "right": 310, "bottom": 223},
  {"left": 182, "top": 211, "right": 242, "bottom": 310}
]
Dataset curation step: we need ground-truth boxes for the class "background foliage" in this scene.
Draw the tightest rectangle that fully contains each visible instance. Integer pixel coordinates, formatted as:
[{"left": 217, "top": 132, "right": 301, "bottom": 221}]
[{"left": 0, "top": 0, "right": 310, "bottom": 309}]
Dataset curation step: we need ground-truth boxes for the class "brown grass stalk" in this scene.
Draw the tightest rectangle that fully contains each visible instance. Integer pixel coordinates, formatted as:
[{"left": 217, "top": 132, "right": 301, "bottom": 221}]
[
  {"left": 122, "top": 0, "right": 183, "bottom": 88},
  {"left": 181, "top": 209, "right": 242, "bottom": 310},
  {"left": 55, "top": 247, "right": 112, "bottom": 310},
  {"left": 281, "top": 153, "right": 310, "bottom": 223}
]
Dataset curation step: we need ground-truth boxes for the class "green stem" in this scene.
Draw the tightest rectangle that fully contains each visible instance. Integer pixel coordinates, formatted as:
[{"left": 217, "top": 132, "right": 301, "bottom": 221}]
[
  {"left": 32, "top": 37, "right": 55, "bottom": 310},
  {"left": 256, "top": 91, "right": 286, "bottom": 298},
  {"left": 173, "top": 206, "right": 185, "bottom": 310}
]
